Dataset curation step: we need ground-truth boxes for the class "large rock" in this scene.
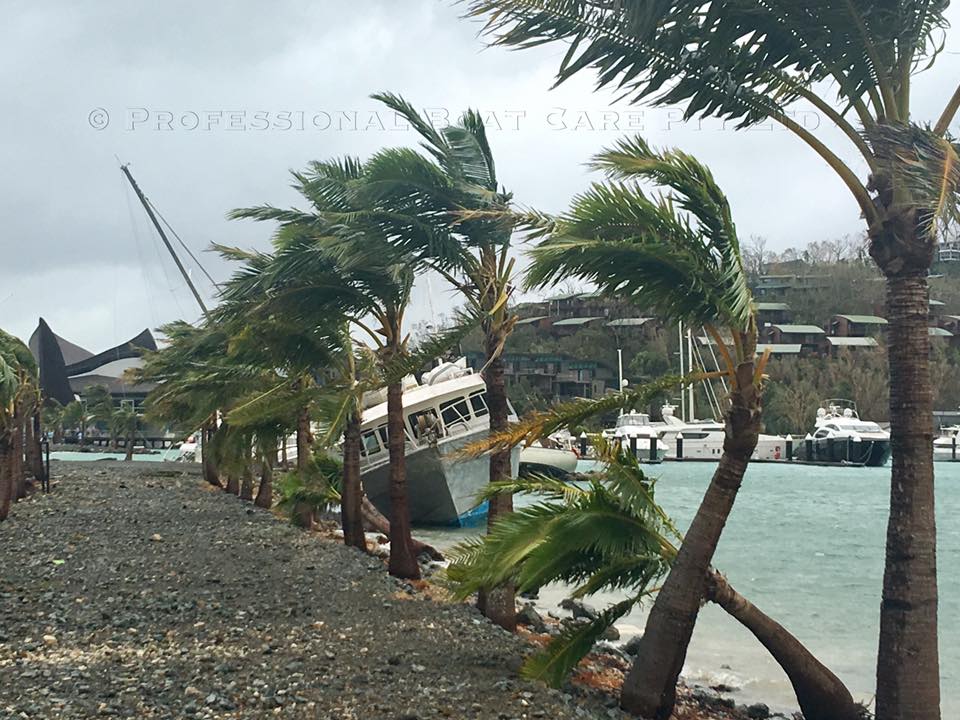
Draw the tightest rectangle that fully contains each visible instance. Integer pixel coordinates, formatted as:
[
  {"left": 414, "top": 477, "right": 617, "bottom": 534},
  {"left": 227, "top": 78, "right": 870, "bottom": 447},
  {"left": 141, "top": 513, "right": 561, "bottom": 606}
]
[
  {"left": 559, "top": 598, "right": 599, "bottom": 621},
  {"left": 621, "top": 635, "right": 643, "bottom": 656},
  {"left": 745, "top": 702, "right": 771, "bottom": 719},
  {"left": 517, "top": 603, "right": 547, "bottom": 633}
]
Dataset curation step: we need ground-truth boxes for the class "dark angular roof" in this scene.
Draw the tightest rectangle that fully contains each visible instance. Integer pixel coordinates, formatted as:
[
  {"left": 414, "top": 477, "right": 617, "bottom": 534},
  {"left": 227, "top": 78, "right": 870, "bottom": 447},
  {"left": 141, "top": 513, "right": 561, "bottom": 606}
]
[{"left": 28, "top": 319, "right": 157, "bottom": 403}]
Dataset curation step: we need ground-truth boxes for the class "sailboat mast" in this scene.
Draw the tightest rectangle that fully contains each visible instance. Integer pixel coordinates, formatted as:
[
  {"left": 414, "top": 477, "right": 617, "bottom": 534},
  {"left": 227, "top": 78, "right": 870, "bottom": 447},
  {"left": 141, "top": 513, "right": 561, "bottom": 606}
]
[
  {"left": 687, "top": 327, "right": 695, "bottom": 420},
  {"left": 678, "top": 321, "right": 686, "bottom": 421},
  {"left": 120, "top": 164, "right": 210, "bottom": 320}
]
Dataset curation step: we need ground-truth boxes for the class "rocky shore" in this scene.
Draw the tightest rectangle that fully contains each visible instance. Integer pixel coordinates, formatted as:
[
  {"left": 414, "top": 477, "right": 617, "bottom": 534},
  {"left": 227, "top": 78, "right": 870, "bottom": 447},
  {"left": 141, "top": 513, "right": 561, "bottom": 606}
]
[{"left": 1, "top": 462, "right": 786, "bottom": 719}]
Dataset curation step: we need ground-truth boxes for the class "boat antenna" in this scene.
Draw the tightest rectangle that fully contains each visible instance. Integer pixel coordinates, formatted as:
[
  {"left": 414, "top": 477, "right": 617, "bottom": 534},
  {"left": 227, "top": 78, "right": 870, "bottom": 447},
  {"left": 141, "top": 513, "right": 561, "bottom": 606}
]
[{"left": 119, "top": 163, "right": 210, "bottom": 320}]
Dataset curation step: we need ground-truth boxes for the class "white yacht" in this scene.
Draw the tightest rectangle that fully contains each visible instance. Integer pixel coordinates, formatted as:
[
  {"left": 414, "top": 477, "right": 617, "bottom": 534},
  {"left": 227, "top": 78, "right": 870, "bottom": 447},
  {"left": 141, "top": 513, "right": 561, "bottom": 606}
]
[
  {"left": 357, "top": 359, "right": 519, "bottom": 526},
  {"left": 519, "top": 441, "right": 580, "bottom": 478},
  {"left": 805, "top": 400, "right": 891, "bottom": 466},
  {"left": 612, "top": 411, "right": 669, "bottom": 461},
  {"left": 654, "top": 404, "right": 788, "bottom": 461}
]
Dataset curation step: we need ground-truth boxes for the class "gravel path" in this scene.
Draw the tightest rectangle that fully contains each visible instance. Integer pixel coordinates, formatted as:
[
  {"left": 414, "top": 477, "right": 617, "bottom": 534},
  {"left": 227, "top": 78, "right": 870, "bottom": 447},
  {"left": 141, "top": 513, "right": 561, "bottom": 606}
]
[{"left": 0, "top": 461, "right": 631, "bottom": 720}]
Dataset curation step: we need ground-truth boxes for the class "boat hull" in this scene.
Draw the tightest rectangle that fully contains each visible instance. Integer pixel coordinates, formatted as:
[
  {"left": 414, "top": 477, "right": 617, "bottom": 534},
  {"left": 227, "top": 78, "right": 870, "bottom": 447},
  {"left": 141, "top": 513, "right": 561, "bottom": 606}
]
[
  {"left": 360, "top": 433, "right": 520, "bottom": 526},
  {"left": 800, "top": 437, "right": 891, "bottom": 466},
  {"left": 519, "top": 446, "right": 579, "bottom": 479}
]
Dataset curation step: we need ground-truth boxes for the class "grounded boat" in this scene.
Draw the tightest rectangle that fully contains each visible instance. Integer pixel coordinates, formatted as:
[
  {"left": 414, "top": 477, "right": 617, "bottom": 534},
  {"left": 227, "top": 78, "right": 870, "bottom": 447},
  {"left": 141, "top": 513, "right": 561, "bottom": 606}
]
[
  {"left": 519, "top": 442, "right": 580, "bottom": 478},
  {"left": 802, "top": 400, "right": 891, "bottom": 466},
  {"left": 655, "top": 404, "right": 788, "bottom": 461},
  {"left": 358, "top": 359, "right": 519, "bottom": 527}
]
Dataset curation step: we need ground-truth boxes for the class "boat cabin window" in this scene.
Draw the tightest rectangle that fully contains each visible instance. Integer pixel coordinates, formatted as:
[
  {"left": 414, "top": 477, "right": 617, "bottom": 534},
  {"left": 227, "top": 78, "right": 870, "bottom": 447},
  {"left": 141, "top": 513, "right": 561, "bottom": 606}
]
[
  {"left": 469, "top": 390, "right": 489, "bottom": 417},
  {"left": 360, "top": 424, "right": 387, "bottom": 457},
  {"left": 681, "top": 431, "right": 709, "bottom": 440},
  {"left": 440, "top": 397, "right": 472, "bottom": 429},
  {"left": 814, "top": 428, "right": 830, "bottom": 439},
  {"left": 617, "top": 413, "right": 650, "bottom": 427},
  {"left": 408, "top": 410, "right": 440, "bottom": 440}
]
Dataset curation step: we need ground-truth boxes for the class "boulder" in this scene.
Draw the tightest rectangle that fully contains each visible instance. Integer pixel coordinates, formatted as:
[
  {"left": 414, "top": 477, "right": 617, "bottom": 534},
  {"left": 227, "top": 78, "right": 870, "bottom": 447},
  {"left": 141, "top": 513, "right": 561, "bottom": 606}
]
[
  {"left": 517, "top": 603, "right": 547, "bottom": 633},
  {"left": 559, "top": 598, "right": 599, "bottom": 621}
]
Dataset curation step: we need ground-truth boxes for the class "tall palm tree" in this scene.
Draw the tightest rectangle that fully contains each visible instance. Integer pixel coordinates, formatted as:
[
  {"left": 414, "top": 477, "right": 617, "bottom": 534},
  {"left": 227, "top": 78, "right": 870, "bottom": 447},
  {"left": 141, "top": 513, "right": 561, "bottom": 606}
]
[
  {"left": 230, "top": 161, "right": 424, "bottom": 579},
  {"left": 352, "top": 92, "right": 522, "bottom": 628},
  {"left": 465, "top": 3, "right": 957, "bottom": 717},
  {"left": 516, "top": 137, "right": 765, "bottom": 717}
]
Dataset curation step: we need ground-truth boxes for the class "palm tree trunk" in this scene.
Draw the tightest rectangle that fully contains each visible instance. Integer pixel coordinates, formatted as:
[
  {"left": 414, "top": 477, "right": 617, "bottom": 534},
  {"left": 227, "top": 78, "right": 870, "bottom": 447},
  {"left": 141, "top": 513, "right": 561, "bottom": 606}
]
[
  {"left": 239, "top": 462, "right": 254, "bottom": 501},
  {"left": 12, "top": 415, "right": 25, "bottom": 500},
  {"left": 622, "top": 365, "right": 760, "bottom": 719},
  {"left": 254, "top": 454, "right": 272, "bottom": 509},
  {"left": 296, "top": 406, "right": 312, "bottom": 470},
  {"left": 0, "top": 437, "right": 12, "bottom": 521},
  {"left": 478, "top": 346, "right": 517, "bottom": 630},
  {"left": 202, "top": 423, "right": 222, "bottom": 488},
  {"left": 30, "top": 412, "right": 45, "bottom": 488},
  {"left": 341, "top": 407, "right": 366, "bottom": 550},
  {"left": 293, "top": 406, "right": 315, "bottom": 528},
  {"left": 124, "top": 432, "right": 135, "bottom": 462},
  {"left": 225, "top": 472, "right": 240, "bottom": 495},
  {"left": 706, "top": 571, "right": 861, "bottom": 720},
  {"left": 876, "top": 271, "right": 940, "bottom": 720},
  {"left": 386, "top": 380, "right": 420, "bottom": 579},
  {"left": 361, "top": 495, "right": 443, "bottom": 560}
]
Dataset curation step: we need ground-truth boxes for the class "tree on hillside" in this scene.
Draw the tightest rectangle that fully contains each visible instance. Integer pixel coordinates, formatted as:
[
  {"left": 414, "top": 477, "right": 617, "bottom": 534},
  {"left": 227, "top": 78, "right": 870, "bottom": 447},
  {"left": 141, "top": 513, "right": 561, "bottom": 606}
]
[{"left": 465, "top": 4, "right": 958, "bottom": 716}]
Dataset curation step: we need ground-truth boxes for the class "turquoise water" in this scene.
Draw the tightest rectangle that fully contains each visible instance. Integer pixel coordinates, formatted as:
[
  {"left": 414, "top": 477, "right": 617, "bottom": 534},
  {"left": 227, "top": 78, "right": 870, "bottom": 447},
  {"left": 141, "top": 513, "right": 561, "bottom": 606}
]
[
  {"left": 420, "top": 462, "right": 960, "bottom": 716},
  {"left": 51, "top": 450, "right": 183, "bottom": 462}
]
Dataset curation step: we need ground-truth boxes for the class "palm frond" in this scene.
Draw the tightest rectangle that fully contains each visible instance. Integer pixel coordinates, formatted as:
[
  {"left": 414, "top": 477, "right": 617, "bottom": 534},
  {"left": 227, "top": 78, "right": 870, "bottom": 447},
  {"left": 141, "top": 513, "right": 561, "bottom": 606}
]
[
  {"left": 522, "top": 599, "right": 638, "bottom": 688},
  {"left": 461, "top": 374, "right": 684, "bottom": 456}
]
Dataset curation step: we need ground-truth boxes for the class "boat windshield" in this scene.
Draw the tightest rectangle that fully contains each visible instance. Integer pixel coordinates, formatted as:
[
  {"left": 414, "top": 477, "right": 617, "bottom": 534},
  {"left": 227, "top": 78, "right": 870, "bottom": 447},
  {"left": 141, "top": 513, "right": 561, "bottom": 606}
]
[
  {"left": 848, "top": 421, "right": 883, "bottom": 433},
  {"left": 617, "top": 414, "right": 650, "bottom": 427}
]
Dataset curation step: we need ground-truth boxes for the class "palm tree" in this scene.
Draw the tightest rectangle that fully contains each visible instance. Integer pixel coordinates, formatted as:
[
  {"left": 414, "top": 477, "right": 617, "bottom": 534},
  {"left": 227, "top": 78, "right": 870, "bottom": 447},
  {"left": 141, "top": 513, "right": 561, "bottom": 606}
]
[
  {"left": 445, "top": 443, "right": 863, "bottom": 720},
  {"left": 503, "top": 137, "right": 765, "bottom": 716},
  {"left": 0, "top": 329, "right": 39, "bottom": 520},
  {"left": 230, "top": 163, "right": 425, "bottom": 579},
  {"left": 352, "top": 92, "right": 522, "bottom": 628},
  {"left": 84, "top": 384, "right": 117, "bottom": 448},
  {"left": 465, "top": 4, "right": 958, "bottom": 717}
]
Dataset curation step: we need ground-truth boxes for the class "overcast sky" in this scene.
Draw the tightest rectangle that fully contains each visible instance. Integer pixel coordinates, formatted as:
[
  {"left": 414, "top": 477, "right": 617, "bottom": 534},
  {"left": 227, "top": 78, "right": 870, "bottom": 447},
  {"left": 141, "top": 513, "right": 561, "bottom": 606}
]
[{"left": 2, "top": 1, "right": 959, "bottom": 352}]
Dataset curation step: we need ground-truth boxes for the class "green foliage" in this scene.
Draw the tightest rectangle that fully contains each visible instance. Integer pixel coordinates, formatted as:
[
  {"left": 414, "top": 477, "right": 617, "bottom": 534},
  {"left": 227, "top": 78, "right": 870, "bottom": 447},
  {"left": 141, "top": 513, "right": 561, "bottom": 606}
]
[
  {"left": 445, "top": 442, "right": 679, "bottom": 686},
  {"left": 527, "top": 137, "right": 752, "bottom": 337},
  {"left": 276, "top": 452, "right": 343, "bottom": 523}
]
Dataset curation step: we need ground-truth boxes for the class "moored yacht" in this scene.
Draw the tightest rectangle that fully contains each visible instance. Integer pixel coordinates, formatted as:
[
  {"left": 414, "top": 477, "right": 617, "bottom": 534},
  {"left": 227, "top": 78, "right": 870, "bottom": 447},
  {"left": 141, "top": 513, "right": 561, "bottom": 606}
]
[
  {"left": 655, "top": 404, "right": 788, "bottom": 461},
  {"left": 357, "top": 359, "right": 519, "bottom": 526},
  {"left": 803, "top": 399, "right": 891, "bottom": 466},
  {"left": 612, "top": 411, "right": 668, "bottom": 461}
]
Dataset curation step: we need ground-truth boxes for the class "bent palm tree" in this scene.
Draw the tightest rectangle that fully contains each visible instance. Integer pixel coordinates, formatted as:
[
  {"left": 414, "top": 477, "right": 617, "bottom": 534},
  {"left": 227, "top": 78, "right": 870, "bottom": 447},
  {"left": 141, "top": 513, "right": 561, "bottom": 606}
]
[
  {"left": 464, "top": 4, "right": 957, "bottom": 716},
  {"left": 357, "top": 91, "right": 521, "bottom": 628},
  {"left": 522, "top": 137, "right": 765, "bottom": 717},
  {"left": 446, "top": 443, "right": 862, "bottom": 720}
]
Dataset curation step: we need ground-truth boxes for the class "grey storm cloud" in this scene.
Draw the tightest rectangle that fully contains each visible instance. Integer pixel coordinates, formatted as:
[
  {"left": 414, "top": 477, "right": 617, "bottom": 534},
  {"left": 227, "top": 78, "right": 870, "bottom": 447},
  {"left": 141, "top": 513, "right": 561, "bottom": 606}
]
[{"left": 2, "top": 1, "right": 959, "bottom": 351}]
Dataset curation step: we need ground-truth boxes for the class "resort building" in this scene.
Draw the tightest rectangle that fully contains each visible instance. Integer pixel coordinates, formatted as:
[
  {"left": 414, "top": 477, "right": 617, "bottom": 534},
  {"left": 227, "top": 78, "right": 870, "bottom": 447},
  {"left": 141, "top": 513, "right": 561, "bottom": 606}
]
[
  {"left": 764, "top": 324, "right": 826, "bottom": 355},
  {"left": 28, "top": 318, "right": 157, "bottom": 409},
  {"left": 465, "top": 350, "right": 616, "bottom": 402},
  {"left": 829, "top": 314, "right": 888, "bottom": 337}
]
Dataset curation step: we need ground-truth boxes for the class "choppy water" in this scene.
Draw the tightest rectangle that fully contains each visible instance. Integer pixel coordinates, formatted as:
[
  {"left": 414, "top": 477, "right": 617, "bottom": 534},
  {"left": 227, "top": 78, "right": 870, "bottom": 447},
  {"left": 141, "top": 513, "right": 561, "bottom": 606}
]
[{"left": 419, "top": 461, "right": 960, "bottom": 716}]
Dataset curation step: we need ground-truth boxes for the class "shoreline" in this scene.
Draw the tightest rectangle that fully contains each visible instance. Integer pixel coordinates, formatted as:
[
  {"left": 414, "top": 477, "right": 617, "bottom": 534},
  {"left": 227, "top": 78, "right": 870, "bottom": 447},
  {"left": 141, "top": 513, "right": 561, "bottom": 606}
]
[{"left": 2, "top": 459, "right": 792, "bottom": 719}]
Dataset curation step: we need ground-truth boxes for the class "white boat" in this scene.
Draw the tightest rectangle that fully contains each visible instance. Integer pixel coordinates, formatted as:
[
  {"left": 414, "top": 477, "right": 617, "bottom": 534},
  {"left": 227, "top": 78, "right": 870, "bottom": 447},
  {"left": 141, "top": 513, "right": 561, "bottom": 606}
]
[
  {"left": 804, "top": 400, "right": 891, "bottom": 466},
  {"left": 934, "top": 425, "right": 960, "bottom": 461},
  {"left": 519, "top": 442, "right": 580, "bottom": 478},
  {"left": 357, "top": 359, "right": 519, "bottom": 526},
  {"left": 611, "top": 412, "right": 668, "bottom": 461},
  {"left": 655, "top": 404, "right": 788, "bottom": 461}
]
